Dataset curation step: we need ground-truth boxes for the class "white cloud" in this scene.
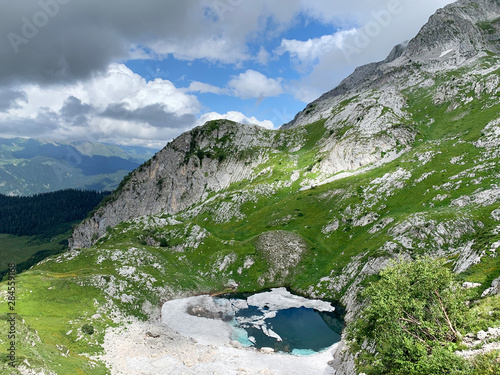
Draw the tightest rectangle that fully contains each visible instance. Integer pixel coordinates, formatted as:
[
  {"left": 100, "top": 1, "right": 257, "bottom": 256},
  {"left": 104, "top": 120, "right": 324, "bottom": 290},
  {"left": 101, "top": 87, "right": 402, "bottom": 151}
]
[
  {"left": 84, "top": 64, "right": 199, "bottom": 115},
  {"left": 276, "top": 29, "right": 357, "bottom": 69},
  {"left": 256, "top": 47, "right": 271, "bottom": 65},
  {"left": 198, "top": 111, "right": 275, "bottom": 130},
  {"left": 185, "top": 81, "right": 226, "bottom": 95},
  {"left": 186, "top": 72, "right": 284, "bottom": 100},
  {"left": 229, "top": 70, "right": 283, "bottom": 100},
  {"left": 149, "top": 36, "right": 249, "bottom": 64},
  {"left": 0, "top": 64, "right": 200, "bottom": 147}
]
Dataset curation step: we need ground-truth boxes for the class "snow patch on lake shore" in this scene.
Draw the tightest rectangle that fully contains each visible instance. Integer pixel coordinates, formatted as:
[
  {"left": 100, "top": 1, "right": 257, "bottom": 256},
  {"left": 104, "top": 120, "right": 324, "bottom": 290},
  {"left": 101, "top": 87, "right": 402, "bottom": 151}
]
[{"left": 100, "top": 289, "right": 340, "bottom": 374}]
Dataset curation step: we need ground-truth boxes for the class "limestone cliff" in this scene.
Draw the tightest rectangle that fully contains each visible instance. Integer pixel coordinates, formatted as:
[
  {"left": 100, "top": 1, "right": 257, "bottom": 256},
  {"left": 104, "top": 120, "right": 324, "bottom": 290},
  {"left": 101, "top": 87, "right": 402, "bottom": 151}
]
[{"left": 70, "top": 122, "right": 277, "bottom": 249}]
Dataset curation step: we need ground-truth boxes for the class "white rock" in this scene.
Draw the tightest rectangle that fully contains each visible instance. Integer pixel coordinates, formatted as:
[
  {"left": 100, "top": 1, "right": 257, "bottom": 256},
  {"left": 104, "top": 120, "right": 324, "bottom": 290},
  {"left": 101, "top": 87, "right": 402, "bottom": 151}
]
[
  {"left": 462, "top": 282, "right": 481, "bottom": 289},
  {"left": 476, "top": 330, "right": 488, "bottom": 340},
  {"left": 323, "top": 220, "right": 339, "bottom": 233},
  {"left": 492, "top": 208, "right": 500, "bottom": 221},
  {"left": 354, "top": 213, "right": 379, "bottom": 227},
  {"left": 260, "top": 347, "right": 275, "bottom": 354}
]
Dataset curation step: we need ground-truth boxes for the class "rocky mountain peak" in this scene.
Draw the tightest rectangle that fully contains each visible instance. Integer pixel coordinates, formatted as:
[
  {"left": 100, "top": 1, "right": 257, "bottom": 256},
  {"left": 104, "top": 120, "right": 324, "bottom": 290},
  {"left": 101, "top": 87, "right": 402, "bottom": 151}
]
[
  {"left": 285, "top": 0, "right": 500, "bottom": 129},
  {"left": 69, "top": 120, "right": 281, "bottom": 249},
  {"left": 403, "top": 0, "right": 500, "bottom": 63}
]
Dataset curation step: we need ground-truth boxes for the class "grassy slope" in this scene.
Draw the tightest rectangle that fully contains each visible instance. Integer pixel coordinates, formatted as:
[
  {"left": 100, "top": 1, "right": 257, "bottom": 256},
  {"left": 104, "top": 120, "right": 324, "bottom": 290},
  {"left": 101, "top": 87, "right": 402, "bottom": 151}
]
[
  {"left": 1, "top": 59, "right": 500, "bottom": 374},
  {"left": 0, "top": 233, "right": 71, "bottom": 285},
  {"left": 0, "top": 235, "right": 67, "bottom": 272}
]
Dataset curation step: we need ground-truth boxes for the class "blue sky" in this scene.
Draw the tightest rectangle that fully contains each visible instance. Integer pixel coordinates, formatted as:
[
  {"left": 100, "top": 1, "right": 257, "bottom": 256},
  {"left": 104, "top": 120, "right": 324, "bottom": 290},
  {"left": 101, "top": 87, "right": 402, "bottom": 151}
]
[
  {"left": 125, "top": 16, "right": 338, "bottom": 129},
  {"left": 0, "top": 0, "right": 454, "bottom": 149}
]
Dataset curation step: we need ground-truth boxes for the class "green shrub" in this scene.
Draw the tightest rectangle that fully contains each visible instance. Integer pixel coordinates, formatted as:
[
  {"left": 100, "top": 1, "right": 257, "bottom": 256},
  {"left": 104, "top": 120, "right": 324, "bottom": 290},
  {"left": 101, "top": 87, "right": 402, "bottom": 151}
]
[
  {"left": 477, "top": 21, "right": 495, "bottom": 34},
  {"left": 471, "top": 351, "right": 500, "bottom": 375},
  {"left": 347, "top": 257, "right": 473, "bottom": 375},
  {"left": 81, "top": 324, "right": 94, "bottom": 335}
]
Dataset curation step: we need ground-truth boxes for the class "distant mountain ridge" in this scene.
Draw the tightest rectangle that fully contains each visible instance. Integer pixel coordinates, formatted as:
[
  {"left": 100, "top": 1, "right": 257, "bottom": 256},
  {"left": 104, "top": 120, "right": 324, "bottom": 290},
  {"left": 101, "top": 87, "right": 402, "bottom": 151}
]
[{"left": 0, "top": 137, "right": 157, "bottom": 196}]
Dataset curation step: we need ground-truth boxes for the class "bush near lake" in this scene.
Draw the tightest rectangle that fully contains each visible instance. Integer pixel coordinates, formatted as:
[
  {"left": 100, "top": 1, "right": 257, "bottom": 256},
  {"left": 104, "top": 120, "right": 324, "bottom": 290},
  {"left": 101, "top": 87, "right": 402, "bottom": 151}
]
[{"left": 347, "top": 257, "right": 474, "bottom": 375}]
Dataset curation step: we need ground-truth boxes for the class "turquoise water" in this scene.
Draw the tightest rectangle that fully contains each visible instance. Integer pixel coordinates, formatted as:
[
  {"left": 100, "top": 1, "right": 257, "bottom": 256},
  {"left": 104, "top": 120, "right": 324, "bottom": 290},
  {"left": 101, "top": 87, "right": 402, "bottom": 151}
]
[{"left": 221, "top": 294, "right": 344, "bottom": 355}]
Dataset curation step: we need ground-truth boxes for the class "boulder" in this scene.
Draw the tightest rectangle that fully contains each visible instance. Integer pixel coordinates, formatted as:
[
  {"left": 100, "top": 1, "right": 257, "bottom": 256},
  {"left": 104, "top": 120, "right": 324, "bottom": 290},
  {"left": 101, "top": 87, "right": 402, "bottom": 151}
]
[
  {"left": 481, "top": 277, "right": 500, "bottom": 297},
  {"left": 462, "top": 282, "right": 481, "bottom": 289},
  {"left": 260, "top": 347, "right": 274, "bottom": 354}
]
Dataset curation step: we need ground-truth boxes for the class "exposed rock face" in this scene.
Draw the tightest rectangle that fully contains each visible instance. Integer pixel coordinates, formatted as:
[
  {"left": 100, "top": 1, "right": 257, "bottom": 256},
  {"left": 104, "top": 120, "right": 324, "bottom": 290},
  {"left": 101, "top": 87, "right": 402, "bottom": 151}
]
[
  {"left": 404, "top": 0, "right": 500, "bottom": 63},
  {"left": 70, "top": 122, "right": 276, "bottom": 249},
  {"left": 309, "top": 42, "right": 407, "bottom": 104},
  {"left": 255, "top": 231, "right": 308, "bottom": 283}
]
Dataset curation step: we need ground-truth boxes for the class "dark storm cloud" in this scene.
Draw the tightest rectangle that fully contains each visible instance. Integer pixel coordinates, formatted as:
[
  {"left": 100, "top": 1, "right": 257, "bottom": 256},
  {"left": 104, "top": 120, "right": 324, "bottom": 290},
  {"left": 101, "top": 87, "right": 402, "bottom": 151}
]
[
  {"left": 0, "top": 89, "right": 28, "bottom": 112},
  {"left": 61, "top": 96, "right": 92, "bottom": 117},
  {"left": 0, "top": 0, "right": 454, "bottom": 89},
  {"left": 60, "top": 96, "right": 94, "bottom": 126},
  {"left": 0, "top": 0, "right": 204, "bottom": 85},
  {"left": 100, "top": 103, "right": 196, "bottom": 129}
]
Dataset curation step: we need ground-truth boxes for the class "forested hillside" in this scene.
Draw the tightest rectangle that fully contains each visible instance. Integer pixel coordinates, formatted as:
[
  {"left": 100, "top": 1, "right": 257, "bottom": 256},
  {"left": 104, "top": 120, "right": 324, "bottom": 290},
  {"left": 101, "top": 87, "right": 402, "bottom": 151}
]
[
  {"left": 0, "top": 189, "right": 109, "bottom": 282},
  {"left": 0, "top": 190, "right": 110, "bottom": 237}
]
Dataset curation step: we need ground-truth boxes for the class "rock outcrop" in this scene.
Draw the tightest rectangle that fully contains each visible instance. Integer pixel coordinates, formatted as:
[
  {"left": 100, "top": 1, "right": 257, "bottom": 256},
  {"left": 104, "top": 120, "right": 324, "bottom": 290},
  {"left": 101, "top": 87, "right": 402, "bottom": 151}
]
[
  {"left": 482, "top": 276, "right": 500, "bottom": 297},
  {"left": 70, "top": 122, "right": 276, "bottom": 249}
]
